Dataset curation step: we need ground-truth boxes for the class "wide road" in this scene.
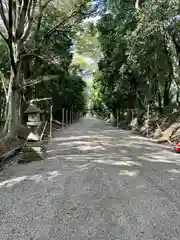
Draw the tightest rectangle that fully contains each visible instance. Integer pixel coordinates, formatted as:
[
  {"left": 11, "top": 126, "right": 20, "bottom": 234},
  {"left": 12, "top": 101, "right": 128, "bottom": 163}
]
[{"left": 1, "top": 117, "right": 180, "bottom": 239}]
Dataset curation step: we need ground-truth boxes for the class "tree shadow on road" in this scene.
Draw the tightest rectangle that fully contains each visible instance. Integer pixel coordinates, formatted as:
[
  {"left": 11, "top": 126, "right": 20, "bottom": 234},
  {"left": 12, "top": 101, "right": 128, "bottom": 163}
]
[
  {"left": 1, "top": 126, "right": 180, "bottom": 240},
  {"left": 45, "top": 127, "right": 180, "bottom": 202},
  {"left": 1, "top": 127, "right": 180, "bottom": 202}
]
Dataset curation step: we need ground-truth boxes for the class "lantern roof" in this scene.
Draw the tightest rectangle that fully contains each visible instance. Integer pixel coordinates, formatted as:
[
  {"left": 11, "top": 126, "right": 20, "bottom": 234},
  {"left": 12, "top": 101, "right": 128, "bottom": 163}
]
[{"left": 25, "top": 103, "right": 41, "bottom": 114}]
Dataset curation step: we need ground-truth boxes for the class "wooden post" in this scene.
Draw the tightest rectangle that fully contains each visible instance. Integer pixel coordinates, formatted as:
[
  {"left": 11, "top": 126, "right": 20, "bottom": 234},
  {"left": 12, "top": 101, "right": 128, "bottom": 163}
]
[
  {"left": 132, "top": 109, "right": 134, "bottom": 121},
  {"left": 131, "top": 109, "right": 134, "bottom": 132},
  {"left": 40, "top": 121, "right": 48, "bottom": 140},
  {"left": 72, "top": 106, "right": 73, "bottom": 122},
  {"left": 147, "top": 104, "right": 150, "bottom": 138},
  {"left": 62, "top": 108, "right": 65, "bottom": 131},
  {"left": 70, "top": 110, "right": 72, "bottom": 124},
  {"left": 66, "top": 109, "right": 68, "bottom": 125},
  {"left": 50, "top": 105, "right": 53, "bottom": 139},
  {"left": 117, "top": 109, "right": 119, "bottom": 128}
]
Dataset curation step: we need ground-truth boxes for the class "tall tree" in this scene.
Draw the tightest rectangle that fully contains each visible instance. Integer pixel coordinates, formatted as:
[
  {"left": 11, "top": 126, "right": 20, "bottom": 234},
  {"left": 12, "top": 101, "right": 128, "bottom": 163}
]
[
  {"left": 0, "top": 0, "right": 90, "bottom": 136},
  {"left": 92, "top": 0, "right": 180, "bottom": 122}
]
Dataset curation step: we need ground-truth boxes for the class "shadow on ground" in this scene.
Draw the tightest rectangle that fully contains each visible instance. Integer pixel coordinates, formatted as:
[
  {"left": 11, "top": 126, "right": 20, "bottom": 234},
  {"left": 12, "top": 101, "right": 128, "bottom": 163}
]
[
  {"left": 1, "top": 117, "right": 180, "bottom": 239},
  {"left": 0, "top": 118, "right": 180, "bottom": 192}
]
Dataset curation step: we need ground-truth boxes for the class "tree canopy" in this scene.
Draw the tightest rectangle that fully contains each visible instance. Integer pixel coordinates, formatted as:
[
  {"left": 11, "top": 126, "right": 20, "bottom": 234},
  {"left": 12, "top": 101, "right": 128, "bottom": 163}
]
[
  {"left": 0, "top": 0, "right": 92, "bottom": 135},
  {"left": 1, "top": 0, "right": 180, "bottom": 137},
  {"left": 91, "top": 0, "right": 180, "bottom": 124}
]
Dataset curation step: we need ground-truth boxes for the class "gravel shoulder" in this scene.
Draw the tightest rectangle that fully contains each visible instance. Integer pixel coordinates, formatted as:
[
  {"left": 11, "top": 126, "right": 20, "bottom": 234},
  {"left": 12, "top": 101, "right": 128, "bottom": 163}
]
[{"left": 1, "top": 117, "right": 180, "bottom": 239}]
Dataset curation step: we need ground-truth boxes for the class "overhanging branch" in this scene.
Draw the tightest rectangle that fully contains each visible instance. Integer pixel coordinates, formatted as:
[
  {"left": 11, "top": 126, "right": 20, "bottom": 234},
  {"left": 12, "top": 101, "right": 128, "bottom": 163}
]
[
  {"left": 33, "top": 2, "right": 87, "bottom": 52},
  {"left": 135, "top": 0, "right": 140, "bottom": 11},
  {"left": 21, "top": 0, "right": 37, "bottom": 42},
  {"left": 16, "top": 0, "right": 30, "bottom": 38},
  {"left": 25, "top": 75, "right": 59, "bottom": 87}
]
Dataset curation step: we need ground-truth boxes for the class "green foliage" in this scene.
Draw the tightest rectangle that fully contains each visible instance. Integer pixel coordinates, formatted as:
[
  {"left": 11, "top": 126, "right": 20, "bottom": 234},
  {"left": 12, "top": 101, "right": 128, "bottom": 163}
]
[
  {"left": 92, "top": 0, "right": 180, "bottom": 120},
  {"left": 26, "top": 3, "right": 88, "bottom": 120},
  {"left": 0, "top": 0, "right": 90, "bottom": 125}
]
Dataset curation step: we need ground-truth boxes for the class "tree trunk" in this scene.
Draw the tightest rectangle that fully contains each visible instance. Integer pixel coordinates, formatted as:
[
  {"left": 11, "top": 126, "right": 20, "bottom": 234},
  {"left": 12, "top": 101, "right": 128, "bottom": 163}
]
[
  {"left": 157, "top": 86, "right": 162, "bottom": 113},
  {"left": 120, "top": 108, "right": 125, "bottom": 120},
  {"left": 3, "top": 68, "right": 21, "bottom": 136},
  {"left": 163, "top": 76, "right": 172, "bottom": 107},
  {"left": 3, "top": 37, "right": 24, "bottom": 136},
  {"left": 135, "top": 0, "right": 140, "bottom": 10},
  {"left": 177, "top": 91, "right": 179, "bottom": 105},
  {"left": 163, "top": 73, "right": 173, "bottom": 107}
]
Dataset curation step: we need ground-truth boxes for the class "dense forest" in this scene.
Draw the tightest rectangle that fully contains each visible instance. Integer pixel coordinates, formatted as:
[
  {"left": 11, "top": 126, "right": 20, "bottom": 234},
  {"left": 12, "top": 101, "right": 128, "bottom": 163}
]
[
  {"left": 91, "top": 0, "right": 180, "bottom": 139},
  {"left": 1, "top": 0, "right": 180, "bottom": 141},
  {"left": 0, "top": 0, "right": 92, "bottom": 137}
]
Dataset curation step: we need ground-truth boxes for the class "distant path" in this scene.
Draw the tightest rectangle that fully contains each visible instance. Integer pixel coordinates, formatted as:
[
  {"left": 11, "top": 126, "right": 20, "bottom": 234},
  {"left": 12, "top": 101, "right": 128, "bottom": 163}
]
[{"left": 1, "top": 117, "right": 180, "bottom": 239}]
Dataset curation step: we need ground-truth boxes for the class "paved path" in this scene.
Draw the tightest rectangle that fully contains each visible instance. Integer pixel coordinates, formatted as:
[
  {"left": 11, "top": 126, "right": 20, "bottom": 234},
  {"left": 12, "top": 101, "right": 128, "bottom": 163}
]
[{"left": 1, "top": 117, "right": 180, "bottom": 239}]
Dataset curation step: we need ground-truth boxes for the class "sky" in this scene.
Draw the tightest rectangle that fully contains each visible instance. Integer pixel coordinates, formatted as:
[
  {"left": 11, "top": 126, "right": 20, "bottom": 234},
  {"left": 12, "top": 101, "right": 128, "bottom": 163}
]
[
  {"left": 72, "top": 14, "right": 102, "bottom": 82},
  {"left": 83, "top": 15, "right": 101, "bottom": 24}
]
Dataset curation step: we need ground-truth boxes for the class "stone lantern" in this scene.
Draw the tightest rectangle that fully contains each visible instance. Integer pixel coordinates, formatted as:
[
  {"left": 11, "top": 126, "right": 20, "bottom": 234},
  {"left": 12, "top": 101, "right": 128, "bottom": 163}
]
[
  {"left": 25, "top": 103, "right": 41, "bottom": 126},
  {"left": 18, "top": 103, "right": 46, "bottom": 163}
]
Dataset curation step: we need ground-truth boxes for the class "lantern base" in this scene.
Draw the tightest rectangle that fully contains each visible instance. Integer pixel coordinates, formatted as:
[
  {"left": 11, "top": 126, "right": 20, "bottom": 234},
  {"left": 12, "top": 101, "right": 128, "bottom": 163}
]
[{"left": 18, "top": 141, "right": 46, "bottom": 163}]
